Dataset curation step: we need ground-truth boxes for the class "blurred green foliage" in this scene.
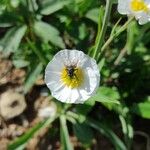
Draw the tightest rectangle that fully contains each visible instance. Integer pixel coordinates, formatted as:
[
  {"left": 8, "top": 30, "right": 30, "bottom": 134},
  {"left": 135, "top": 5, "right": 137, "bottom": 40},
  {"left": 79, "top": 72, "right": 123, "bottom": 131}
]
[{"left": 0, "top": 0, "right": 150, "bottom": 149}]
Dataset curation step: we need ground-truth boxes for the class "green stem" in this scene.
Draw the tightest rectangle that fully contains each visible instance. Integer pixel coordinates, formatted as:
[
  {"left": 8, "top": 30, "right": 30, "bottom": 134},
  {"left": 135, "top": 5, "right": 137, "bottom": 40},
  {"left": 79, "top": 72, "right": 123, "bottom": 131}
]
[
  {"left": 25, "top": 0, "right": 47, "bottom": 65},
  {"left": 26, "top": 38, "right": 47, "bottom": 65},
  {"left": 93, "top": 0, "right": 113, "bottom": 60},
  {"left": 26, "top": 0, "right": 29, "bottom": 9},
  {"left": 102, "top": 17, "right": 133, "bottom": 52}
]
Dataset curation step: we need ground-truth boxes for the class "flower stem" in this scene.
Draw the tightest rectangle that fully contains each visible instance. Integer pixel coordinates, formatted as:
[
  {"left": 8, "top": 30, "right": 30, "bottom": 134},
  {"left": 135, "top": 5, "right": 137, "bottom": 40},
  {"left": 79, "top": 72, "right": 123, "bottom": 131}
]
[
  {"left": 93, "top": 0, "right": 113, "bottom": 60},
  {"left": 97, "top": 17, "right": 134, "bottom": 62}
]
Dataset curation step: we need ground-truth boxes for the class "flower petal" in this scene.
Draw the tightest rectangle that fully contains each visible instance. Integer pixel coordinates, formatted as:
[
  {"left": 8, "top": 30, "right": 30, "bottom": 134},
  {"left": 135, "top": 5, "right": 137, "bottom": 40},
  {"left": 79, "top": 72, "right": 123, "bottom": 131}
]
[
  {"left": 118, "top": 0, "right": 130, "bottom": 15},
  {"left": 138, "top": 13, "right": 150, "bottom": 24}
]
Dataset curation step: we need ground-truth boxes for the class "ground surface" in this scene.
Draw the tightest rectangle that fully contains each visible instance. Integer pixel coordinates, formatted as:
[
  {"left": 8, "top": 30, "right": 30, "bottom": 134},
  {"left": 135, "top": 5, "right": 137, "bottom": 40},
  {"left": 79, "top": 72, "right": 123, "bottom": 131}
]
[{"left": 0, "top": 55, "right": 150, "bottom": 150}]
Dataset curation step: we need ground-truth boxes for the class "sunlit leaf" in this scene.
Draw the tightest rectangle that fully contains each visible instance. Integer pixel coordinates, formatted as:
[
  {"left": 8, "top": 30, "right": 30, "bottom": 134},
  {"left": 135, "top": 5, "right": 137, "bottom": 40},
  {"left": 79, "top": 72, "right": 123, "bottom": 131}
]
[
  {"left": 132, "top": 101, "right": 150, "bottom": 119},
  {"left": 33, "top": 21, "right": 65, "bottom": 48},
  {"left": 85, "top": 7, "right": 104, "bottom": 24},
  {"left": 85, "top": 8, "right": 99, "bottom": 23},
  {"left": 90, "top": 86, "right": 120, "bottom": 104}
]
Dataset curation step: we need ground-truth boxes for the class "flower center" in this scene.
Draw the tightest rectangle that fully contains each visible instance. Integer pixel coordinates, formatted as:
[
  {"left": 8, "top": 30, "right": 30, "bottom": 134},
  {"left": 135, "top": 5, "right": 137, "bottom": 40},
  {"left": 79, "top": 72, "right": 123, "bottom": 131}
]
[
  {"left": 61, "top": 66, "right": 84, "bottom": 89},
  {"left": 130, "top": 0, "right": 148, "bottom": 12}
]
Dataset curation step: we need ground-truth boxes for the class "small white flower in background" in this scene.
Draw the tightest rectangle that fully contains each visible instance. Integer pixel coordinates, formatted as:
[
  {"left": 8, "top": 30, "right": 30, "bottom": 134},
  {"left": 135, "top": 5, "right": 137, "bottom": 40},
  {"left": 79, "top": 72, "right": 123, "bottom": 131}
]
[
  {"left": 118, "top": 0, "right": 150, "bottom": 25},
  {"left": 45, "top": 49, "right": 100, "bottom": 104},
  {"left": 38, "top": 106, "right": 56, "bottom": 118}
]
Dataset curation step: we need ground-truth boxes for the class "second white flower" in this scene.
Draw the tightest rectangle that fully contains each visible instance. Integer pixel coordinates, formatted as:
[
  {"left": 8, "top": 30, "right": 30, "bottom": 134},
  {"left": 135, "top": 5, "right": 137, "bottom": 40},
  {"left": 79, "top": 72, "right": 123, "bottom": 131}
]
[{"left": 118, "top": 0, "right": 150, "bottom": 24}]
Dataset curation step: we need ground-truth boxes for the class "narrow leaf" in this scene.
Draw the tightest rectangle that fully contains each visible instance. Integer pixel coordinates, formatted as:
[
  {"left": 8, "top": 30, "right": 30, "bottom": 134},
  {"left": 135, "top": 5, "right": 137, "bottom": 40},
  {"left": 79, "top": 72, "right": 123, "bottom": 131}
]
[
  {"left": 8, "top": 118, "right": 55, "bottom": 150},
  {"left": 13, "top": 60, "right": 29, "bottom": 68},
  {"left": 0, "top": 25, "right": 27, "bottom": 55},
  {"left": 24, "top": 63, "right": 43, "bottom": 94},
  {"left": 86, "top": 118, "right": 127, "bottom": 150},
  {"left": 40, "top": 0, "right": 70, "bottom": 15}
]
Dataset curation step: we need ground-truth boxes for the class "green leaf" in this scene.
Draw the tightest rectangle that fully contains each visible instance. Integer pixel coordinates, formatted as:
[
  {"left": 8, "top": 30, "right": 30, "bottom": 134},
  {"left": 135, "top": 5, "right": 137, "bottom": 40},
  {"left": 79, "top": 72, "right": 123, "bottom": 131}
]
[
  {"left": 60, "top": 115, "right": 74, "bottom": 150},
  {"left": 132, "top": 101, "right": 150, "bottom": 119},
  {"left": 73, "top": 123, "right": 94, "bottom": 144},
  {"left": 86, "top": 118, "right": 127, "bottom": 150},
  {"left": 75, "top": 98, "right": 95, "bottom": 116},
  {"left": 85, "top": 8, "right": 99, "bottom": 23},
  {"left": 24, "top": 63, "right": 43, "bottom": 94},
  {"left": 90, "top": 86, "right": 120, "bottom": 104},
  {"left": 0, "top": 25, "right": 27, "bottom": 55},
  {"left": 119, "top": 115, "right": 133, "bottom": 143},
  {"left": 0, "top": 11, "right": 20, "bottom": 27},
  {"left": 33, "top": 21, "right": 65, "bottom": 48},
  {"left": 8, "top": 118, "right": 56, "bottom": 150},
  {"left": 40, "top": 0, "right": 71, "bottom": 15}
]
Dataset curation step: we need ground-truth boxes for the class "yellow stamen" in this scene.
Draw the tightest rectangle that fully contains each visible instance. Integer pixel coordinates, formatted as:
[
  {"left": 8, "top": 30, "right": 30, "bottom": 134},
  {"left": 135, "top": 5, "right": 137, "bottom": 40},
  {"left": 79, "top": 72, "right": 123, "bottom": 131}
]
[
  {"left": 61, "top": 67, "right": 84, "bottom": 88},
  {"left": 131, "top": 0, "right": 148, "bottom": 12}
]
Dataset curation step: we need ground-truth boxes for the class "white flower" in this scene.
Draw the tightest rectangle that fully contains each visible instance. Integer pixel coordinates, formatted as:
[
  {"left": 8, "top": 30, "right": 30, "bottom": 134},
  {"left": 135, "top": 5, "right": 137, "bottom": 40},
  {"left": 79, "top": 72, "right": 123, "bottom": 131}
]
[
  {"left": 45, "top": 49, "right": 100, "bottom": 104},
  {"left": 118, "top": 0, "right": 150, "bottom": 24}
]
